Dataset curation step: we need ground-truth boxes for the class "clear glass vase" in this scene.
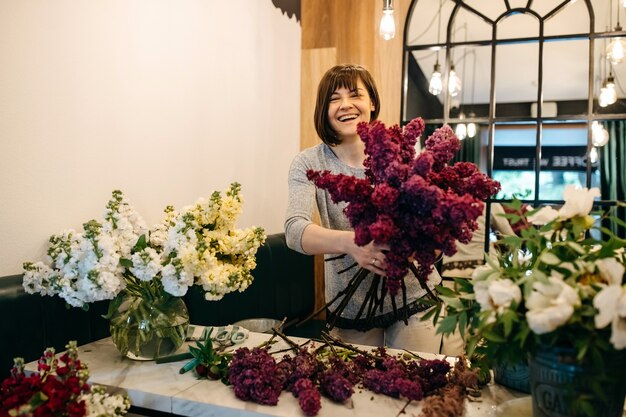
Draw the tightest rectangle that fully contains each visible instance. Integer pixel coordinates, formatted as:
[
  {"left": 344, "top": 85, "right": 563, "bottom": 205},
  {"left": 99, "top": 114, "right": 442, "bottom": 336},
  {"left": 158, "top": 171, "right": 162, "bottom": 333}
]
[{"left": 109, "top": 292, "right": 189, "bottom": 360}]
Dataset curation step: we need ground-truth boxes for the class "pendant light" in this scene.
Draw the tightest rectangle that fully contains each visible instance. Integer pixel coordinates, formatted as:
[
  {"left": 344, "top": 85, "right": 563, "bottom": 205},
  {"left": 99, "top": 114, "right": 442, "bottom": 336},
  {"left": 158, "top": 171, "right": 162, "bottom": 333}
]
[
  {"left": 429, "top": 63, "right": 443, "bottom": 95},
  {"left": 599, "top": 72, "right": 617, "bottom": 107},
  {"left": 455, "top": 112, "right": 467, "bottom": 140},
  {"left": 429, "top": 0, "right": 443, "bottom": 95},
  {"left": 448, "top": 66, "right": 462, "bottom": 96},
  {"left": 591, "top": 121, "right": 610, "bottom": 147},
  {"left": 467, "top": 113, "right": 477, "bottom": 138},
  {"left": 379, "top": 0, "right": 396, "bottom": 40},
  {"left": 589, "top": 147, "right": 599, "bottom": 164},
  {"left": 607, "top": 0, "right": 625, "bottom": 65}
]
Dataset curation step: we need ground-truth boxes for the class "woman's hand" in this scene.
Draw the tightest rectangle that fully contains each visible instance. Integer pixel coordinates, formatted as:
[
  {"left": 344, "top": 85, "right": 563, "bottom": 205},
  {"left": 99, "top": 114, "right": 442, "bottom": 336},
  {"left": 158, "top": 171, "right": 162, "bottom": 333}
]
[{"left": 345, "top": 238, "right": 389, "bottom": 276}]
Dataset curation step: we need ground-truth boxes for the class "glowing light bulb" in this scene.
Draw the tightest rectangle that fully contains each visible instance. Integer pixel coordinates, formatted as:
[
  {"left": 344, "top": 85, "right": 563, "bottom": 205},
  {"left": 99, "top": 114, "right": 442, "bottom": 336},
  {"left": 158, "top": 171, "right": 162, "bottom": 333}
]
[
  {"left": 607, "top": 38, "right": 625, "bottom": 65},
  {"left": 591, "top": 122, "right": 610, "bottom": 147},
  {"left": 429, "top": 64, "right": 443, "bottom": 95},
  {"left": 455, "top": 113, "right": 467, "bottom": 140},
  {"left": 379, "top": 9, "right": 396, "bottom": 40},
  {"left": 589, "top": 147, "right": 599, "bottom": 164},
  {"left": 448, "top": 67, "right": 461, "bottom": 97},
  {"left": 467, "top": 122, "right": 477, "bottom": 138}
]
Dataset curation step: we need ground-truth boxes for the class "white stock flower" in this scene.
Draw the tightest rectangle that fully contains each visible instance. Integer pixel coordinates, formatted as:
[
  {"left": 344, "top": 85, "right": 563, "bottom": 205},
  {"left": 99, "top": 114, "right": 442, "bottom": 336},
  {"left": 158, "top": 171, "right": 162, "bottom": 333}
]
[
  {"left": 558, "top": 185, "right": 600, "bottom": 220},
  {"left": 594, "top": 284, "right": 626, "bottom": 349},
  {"left": 526, "top": 276, "right": 581, "bottom": 334},
  {"left": 130, "top": 247, "right": 162, "bottom": 281},
  {"left": 527, "top": 206, "right": 559, "bottom": 225}
]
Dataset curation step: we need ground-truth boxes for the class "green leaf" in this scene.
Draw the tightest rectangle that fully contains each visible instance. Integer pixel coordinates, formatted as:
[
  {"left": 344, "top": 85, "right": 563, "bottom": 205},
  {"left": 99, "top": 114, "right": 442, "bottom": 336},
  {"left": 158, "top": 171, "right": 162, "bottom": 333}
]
[
  {"left": 482, "top": 328, "right": 507, "bottom": 343},
  {"left": 458, "top": 312, "right": 468, "bottom": 339},
  {"left": 436, "top": 315, "right": 458, "bottom": 336},
  {"left": 133, "top": 234, "right": 148, "bottom": 253},
  {"left": 102, "top": 294, "right": 124, "bottom": 319},
  {"left": 539, "top": 252, "right": 561, "bottom": 265},
  {"left": 28, "top": 391, "right": 49, "bottom": 408},
  {"left": 500, "top": 310, "right": 516, "bottom": 337},
  {"left": 120, "top": 258, "right": 133, "bottom": 268},
  {"left": 439, "top": 296, "right": 464, "bottom": 310}
]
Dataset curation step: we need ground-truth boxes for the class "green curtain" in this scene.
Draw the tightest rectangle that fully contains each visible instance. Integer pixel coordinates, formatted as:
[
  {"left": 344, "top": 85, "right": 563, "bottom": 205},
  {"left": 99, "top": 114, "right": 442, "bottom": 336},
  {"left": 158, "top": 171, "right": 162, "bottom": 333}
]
[
  {"left": 452, "top": 135, "right": 481, "bottom": 165},
  {"left": 600, "top": 120, "right": 626, "bottom": 238}
]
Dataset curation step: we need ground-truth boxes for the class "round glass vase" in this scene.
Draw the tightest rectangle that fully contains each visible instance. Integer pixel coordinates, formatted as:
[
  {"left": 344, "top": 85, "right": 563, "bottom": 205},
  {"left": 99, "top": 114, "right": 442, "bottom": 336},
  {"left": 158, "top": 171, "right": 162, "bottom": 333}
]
[{"left": 109, "top": 292, "right": 189, "bottom": 360}]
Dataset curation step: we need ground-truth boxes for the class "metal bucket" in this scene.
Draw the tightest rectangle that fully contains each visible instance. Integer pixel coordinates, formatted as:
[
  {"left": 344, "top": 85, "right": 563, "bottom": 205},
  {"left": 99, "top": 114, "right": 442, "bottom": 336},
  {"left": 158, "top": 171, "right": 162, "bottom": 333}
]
[
  {"left": 232, "top": 318, "right": 282, "bottom": 334},
  {"left": 528, "top": 346, "right": 626, "bottom": 417}
]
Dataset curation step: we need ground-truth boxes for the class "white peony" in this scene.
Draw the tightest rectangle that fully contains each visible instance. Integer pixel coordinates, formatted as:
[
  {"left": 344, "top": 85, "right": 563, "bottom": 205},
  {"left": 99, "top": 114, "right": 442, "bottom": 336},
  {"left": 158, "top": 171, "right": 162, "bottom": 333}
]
[
  {"left": 594, "top": 284, "right": 626, "bottom": 349},
  {"left": 526, "top": 276, "right": 581, "bottom": 334},
  {"left": 558, "top": 185, "right": 600, "bottom": 220},
  {"left": 527, "top": 206, "right": 559, "bottom": 225},
  {"left": 596, "top": 257, "right": 625, "bottom": 286}
]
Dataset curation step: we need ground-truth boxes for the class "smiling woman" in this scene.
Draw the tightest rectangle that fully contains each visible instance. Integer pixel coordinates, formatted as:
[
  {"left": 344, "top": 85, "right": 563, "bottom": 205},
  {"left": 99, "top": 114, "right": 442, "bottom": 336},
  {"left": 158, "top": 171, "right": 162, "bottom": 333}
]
[{"left": 284, "top": 64, "right": 462, "bottom": 355}]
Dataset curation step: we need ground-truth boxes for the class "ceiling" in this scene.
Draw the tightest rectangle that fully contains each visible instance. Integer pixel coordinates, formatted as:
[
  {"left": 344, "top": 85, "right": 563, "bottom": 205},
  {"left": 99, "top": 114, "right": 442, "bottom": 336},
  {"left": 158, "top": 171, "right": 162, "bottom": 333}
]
[{"left": 405, "top": 0, "right": 625, "bottom": 107}]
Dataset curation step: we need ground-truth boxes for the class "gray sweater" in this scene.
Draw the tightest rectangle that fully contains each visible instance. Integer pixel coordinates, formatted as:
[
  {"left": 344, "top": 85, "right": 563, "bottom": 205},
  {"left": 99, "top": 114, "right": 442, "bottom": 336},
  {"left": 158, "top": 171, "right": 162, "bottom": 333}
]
[{"left": 285, "top": 143, "right": 439, "bottom": 323}]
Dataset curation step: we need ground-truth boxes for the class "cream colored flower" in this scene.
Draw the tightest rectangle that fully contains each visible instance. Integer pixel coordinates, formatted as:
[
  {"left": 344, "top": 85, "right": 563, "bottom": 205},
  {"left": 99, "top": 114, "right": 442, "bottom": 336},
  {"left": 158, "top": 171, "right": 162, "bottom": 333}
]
[
  {"left": 594, "top": 284, "right": 626, "bottom": 349},
  {"left": 526, "top": 276, "right": 580, "bottom": 334},
  {"left": 597, "top": 257, "right": 625, "bottom": 286},
  {"left": 527, "top": 206, "right": 559, "bottom": 225},
  {"left": 474, "top": 278, "right": 521, "bottom": 316},
  {"left": 558, "top": 185, "right": 600, "bottom": 220}
]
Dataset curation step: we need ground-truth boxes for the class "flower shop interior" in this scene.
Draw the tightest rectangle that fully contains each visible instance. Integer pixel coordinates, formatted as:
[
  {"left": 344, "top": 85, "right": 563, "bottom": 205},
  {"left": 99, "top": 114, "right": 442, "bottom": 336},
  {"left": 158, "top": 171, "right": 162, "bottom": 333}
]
[{"left": 1, "top": 1, "right": 626, "bottom": 417}]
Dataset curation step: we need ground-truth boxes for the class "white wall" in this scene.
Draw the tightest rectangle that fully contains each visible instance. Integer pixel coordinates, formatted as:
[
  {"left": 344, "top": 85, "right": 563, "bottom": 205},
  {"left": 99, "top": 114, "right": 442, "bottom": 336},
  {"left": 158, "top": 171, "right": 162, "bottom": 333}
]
[{"left": 0, "top": 0, "right": 301, "bottom": 276}]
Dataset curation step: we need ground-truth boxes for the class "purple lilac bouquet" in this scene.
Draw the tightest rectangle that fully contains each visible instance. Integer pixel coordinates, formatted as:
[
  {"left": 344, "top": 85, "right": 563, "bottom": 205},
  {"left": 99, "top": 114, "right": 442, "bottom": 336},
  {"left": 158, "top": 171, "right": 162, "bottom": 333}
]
[
  {"left": 226, "top": 332, "right": 479, "bottom": 416},
  {"left": 307, "top": 118, "right": 500, "bottom": 323}
]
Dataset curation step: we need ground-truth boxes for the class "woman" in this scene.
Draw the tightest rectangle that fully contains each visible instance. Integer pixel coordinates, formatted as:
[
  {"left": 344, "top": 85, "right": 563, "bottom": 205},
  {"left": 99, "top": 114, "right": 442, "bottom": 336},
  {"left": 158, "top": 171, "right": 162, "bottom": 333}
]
[{"left": 285, "top": 64, "right": 462, "bottom": 354}]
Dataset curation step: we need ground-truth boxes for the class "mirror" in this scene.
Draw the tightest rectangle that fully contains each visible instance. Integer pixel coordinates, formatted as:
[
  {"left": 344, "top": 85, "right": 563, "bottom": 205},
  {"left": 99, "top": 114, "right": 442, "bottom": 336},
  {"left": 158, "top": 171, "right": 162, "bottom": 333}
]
[{"left": 403, "top": 0, "right": 626, "bottom": 239}]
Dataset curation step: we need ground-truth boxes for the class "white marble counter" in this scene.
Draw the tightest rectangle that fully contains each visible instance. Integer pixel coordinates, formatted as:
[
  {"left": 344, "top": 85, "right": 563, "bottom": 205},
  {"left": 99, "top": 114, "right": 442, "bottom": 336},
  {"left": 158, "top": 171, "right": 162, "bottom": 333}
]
[{"left": 28, "top": 333, "right": 529, "bottom": 417}]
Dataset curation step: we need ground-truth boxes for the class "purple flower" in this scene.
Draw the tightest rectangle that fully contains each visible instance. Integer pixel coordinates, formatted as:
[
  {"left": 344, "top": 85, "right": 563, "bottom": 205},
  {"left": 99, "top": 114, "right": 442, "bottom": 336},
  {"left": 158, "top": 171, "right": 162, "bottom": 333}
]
[
  {"left": 308, "top": 117, "right": 500, "bottom": 295},
  {"left": 319, "top": 371, "right": 353, "bottom": 402},
  {"left": 298, "top": 387, "right": 321, "bottom": 416}
]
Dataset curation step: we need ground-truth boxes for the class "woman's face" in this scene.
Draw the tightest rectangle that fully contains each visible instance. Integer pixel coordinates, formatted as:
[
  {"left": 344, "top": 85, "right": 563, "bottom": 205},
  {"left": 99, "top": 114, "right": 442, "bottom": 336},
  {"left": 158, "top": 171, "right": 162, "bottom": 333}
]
[{"left": 327, "top": 78, "right": 375, "bottom": 142}]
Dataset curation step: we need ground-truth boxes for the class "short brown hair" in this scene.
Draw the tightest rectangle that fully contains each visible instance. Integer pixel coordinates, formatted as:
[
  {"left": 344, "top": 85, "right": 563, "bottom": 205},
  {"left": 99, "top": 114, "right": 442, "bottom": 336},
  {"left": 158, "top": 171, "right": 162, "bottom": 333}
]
[{"left": 314, "top": 64, "right": 380, "bottom": 146}]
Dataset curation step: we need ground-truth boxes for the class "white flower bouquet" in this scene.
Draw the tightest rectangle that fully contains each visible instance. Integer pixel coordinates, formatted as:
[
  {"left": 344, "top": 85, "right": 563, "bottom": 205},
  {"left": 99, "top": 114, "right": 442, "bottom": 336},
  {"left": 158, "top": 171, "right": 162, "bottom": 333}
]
[
  {"left": 438, "top": 185, "right": 626, "bottom": 368},
  {"left": 22, "top": 183, "right": 266, "bottom": 358}
]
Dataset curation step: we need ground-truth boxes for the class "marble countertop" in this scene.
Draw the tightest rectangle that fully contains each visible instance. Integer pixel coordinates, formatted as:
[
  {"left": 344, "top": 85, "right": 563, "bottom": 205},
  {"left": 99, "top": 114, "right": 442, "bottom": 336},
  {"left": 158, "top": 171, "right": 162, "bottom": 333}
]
[{"left": 28, "top": 332, "right": 530, "bottom": 417}]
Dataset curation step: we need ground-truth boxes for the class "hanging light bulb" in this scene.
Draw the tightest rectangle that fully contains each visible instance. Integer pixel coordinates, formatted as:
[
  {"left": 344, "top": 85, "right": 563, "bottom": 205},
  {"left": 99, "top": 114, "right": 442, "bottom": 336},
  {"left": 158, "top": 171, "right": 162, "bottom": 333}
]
[
  {"left": 429, "top": 63, "right": 443, "bottom": 95},
  {"left": 455, "top": 113, "right": 467, "bottom": 140},
  {"left": 467, "top": 112, "right": 477, "bottom": 138},
  {"left": 607, "top": 1, "right": 625, "bottom": 64},
  {"left": 599, "top": 74, "right": 617, "bottom": 107},
  {"left": 448, "top": 66, "right": 462, "bottom": 97},
  {"left": 607, "top": 36, "right": 625, "bottom": 65},
  {"left": 379, "top": 0, "right": 396, "bottom": 40},
  {"left": 591, "top": 121, "right": 610, "bottom": 147},
  {"left": 589, "top": 147, "right": 599, "bottom": 164}
]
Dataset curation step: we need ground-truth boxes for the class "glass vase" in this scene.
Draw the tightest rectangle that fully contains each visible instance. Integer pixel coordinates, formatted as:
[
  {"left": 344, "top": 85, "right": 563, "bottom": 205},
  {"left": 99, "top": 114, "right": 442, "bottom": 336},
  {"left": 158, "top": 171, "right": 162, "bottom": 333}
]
[
  {"left": 528, "top": 346, "right": 626, "bottom": 417},
  {"left": 109, "top": 292, "right": 189, "bottom": 360}
]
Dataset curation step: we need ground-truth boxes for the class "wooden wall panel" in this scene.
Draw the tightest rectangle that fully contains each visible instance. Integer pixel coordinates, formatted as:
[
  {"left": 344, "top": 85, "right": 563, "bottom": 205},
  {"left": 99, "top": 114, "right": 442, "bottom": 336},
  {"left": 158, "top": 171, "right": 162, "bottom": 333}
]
[
  {"left": 300, "top": 48, "right": 337, "bottom": 150},
  {"left": 300, "top": 0, "right": 411, "bottom": 314},
  {"left": 302, "top": 0, "right": 335, "bottom": 49}
]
